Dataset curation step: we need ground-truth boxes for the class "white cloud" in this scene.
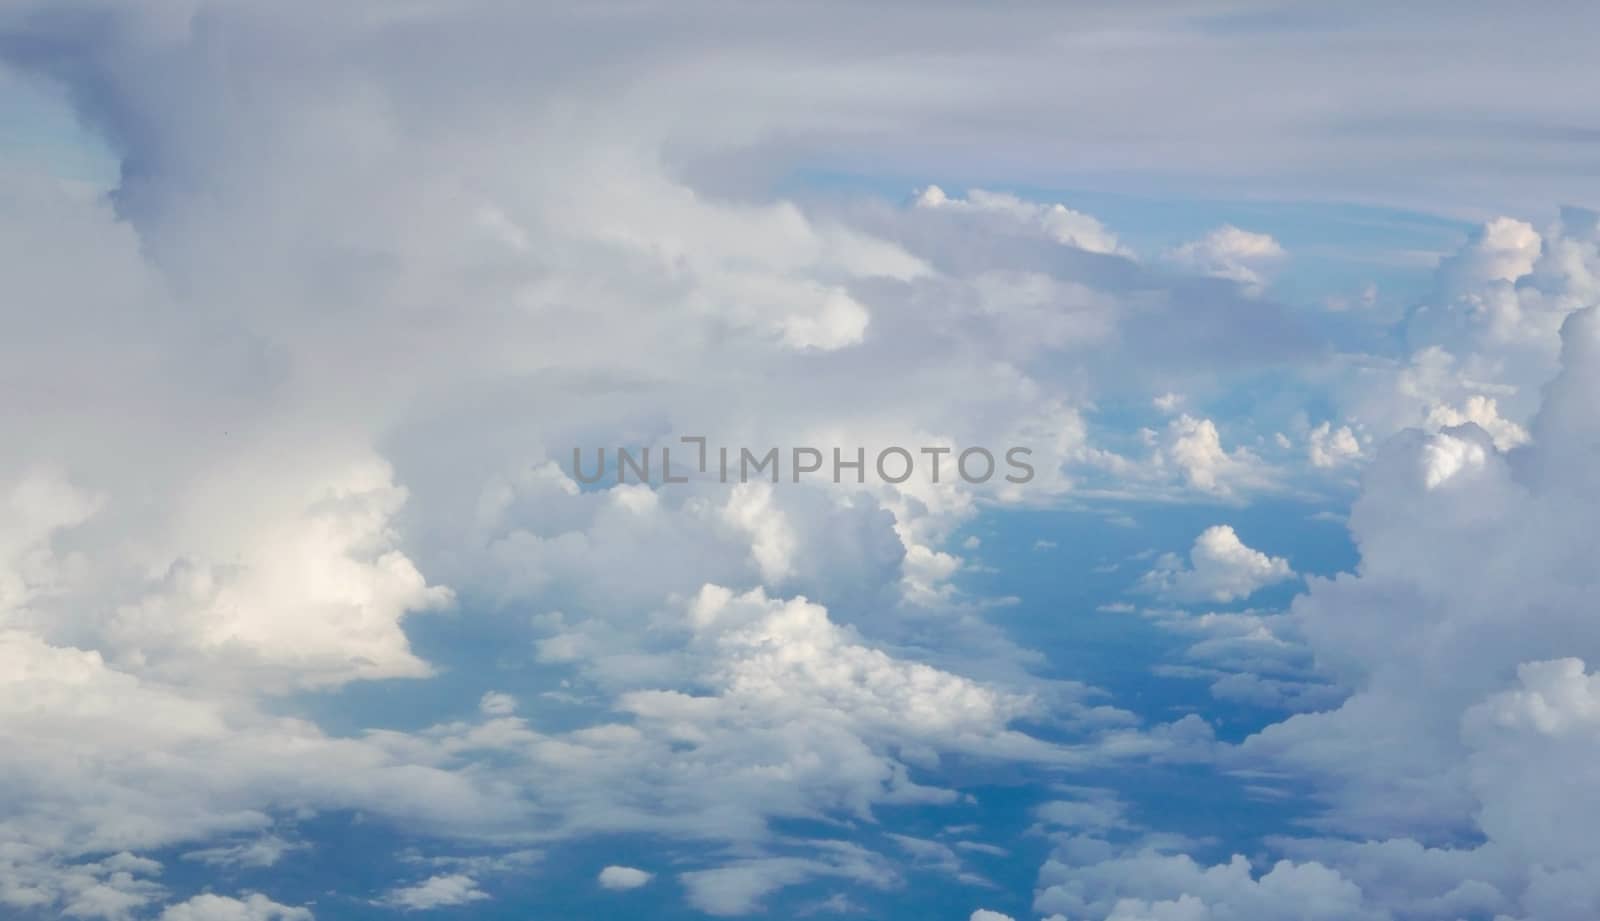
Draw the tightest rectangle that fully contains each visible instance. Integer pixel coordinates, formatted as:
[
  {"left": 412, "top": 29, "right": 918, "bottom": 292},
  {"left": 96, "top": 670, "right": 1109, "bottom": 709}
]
[
  {"left": 181, "top": 837, "right": 300, "bottom": 870},
  {"left": 1166, "top": 226, "right": 1286, "bottom": 290},
  {"left": 379, "top": 874, "right": 489, "bottom": 911},
  {"left": 915, "top": 186, "right": 1127, "bottom": 256},
  {"left": 1306, "top": 422, "right": 1362, "bottom": 469},
  {"left": 477, "top": 692, "right": 517, "bottom": 716},
  {"left": 1037, "top": 852, "right": 1373, "bottom": 921},
  {"left": 1435, "top": 216, "right": 1542, "bottom": 293},
  {"left": 5, "top": 5, "right": 1599, "bottom": 918},
  {"left": 159, "top": 894, "right": 313, "bottom": 921},
  {"left": 1423, "top": 394, "right": 1529, "bottom": 451},
  {"left": 597, "top": 865, "right": 653, "bottom": 891},
  {"left": 1160, "top": 416, "right": 1272, "bottom": 497},
  {"left": 1137, "top": 526, "right": 1295, "bottom": 603},
  {"left": 1083, "top": 305, "right": 1600, "bottom": 919},
  {"left": 680, "top": 847, "right": 896, "bottom": 917}
]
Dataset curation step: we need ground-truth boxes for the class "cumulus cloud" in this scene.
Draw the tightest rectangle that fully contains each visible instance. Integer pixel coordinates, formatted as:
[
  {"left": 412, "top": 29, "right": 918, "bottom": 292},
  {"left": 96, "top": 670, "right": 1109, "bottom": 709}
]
[
  {"left": 1045, "top": 307, "right": 1600, "bottom": 919},
  {"left": 1137, "top": 526, "right": 1295, "bottom": 603},
  {"left": 1166, "top": 226, "right": 1286, "bottom": 290},
  {"left": 915, "top": 186, "right": 1128, "bottom": 256},
  {"left": 378, "top": 874, "right": 490, "bottom": 911},
  {"left": 597, "top": 866, "right": 653, "bottom": 891},
  {"left": 1306, "top": 421, "right": 1363, "bottom": 469},
  {"left": 1422, "top": 394, "right": 1529, "bottom": 451},
  {"left": 3, "top": 2, "right": 1597, "bottom": 918},
  {"left": 477, "top": 692, "right": 517, "bottom": 716},
  {"left": 1157, "top": 416, "right": 1274, "bottom": 497},
  {"left": 158, "top": 894, "right": 312, "bottom": 921},
  {"left": 1037, "top": 852, "right": 1372, "bottom": 921}
]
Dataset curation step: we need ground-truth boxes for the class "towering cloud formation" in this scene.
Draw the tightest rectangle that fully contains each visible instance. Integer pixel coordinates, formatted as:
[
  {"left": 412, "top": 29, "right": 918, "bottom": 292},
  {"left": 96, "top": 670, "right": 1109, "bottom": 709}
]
[
  {"left": 3, "top": 2, "right": 1600, "bottom": 919},
  {"left": 1040, "top": 307, "right": 1600, "bottom": 920}
]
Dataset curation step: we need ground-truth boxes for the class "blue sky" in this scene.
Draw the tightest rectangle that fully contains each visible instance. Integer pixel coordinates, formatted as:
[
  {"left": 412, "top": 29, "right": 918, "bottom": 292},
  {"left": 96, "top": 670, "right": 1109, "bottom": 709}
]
[{"left": 4, "top": 4, "right": 1600, "bottom": 921}]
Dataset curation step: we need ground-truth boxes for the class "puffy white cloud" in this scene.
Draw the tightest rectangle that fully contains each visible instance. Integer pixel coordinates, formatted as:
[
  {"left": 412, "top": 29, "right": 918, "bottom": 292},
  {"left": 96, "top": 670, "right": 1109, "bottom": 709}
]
[
  {"left": 477, "top": 692, "right": 517, "bottom": 717},
  {"left": 1092, "top": 306, "right": 1600, "bottom": 919},
  {"left": 1457, "top": 657, "right": 1600, "bottom": 909},
  {"left": 597, "top": 865, "right": 653, "bottom": 891},
  {"left": 1435, "top": 216, "right": 1542, "bottom": 295},
  {"left": 1307, "top": 422, "right": 1363, "bottom": 469},
  {"left": 100, "top": 456, "right": 453, "bottom": 691},
  {"left": 378, "top": 874, "right": 489, "bottom": 911},
  {"left": 1166, "top": 226, "right": 1286, "bottom": 290},
  {"left": 915, "top": 186, "right": 1127, "bottom": 256},
  {"left": 1037, "top": 851, "right": 1374, "bottom": 921},
  {"left": 0, "top": 851, "right": 164, "bottom": 921},
  {"left": 1158, "top": 416, "right": 1273, "bottom": 497},
  {"left": 5, "top": 4, "right": 1596, "bottom": 918},
  {"left": 970, "top": 910, "right": 1016, "bottom": 921},
  {"left": 1323, "top": 208, "right": 1600, "bottom": 465},
  {"left": 158, "top": 894, "right": 312, "bottom": 921},
  {"left": 1422, "top": 394, "right": 1529, "bottom": 451},
  {"left": 1137, "top": 526, "right": 1295, "bottom": 603},
  {"left": 0, "top": 625, "right": 533, "bottom": 917},
  {"left": 1073, "top": 415, "right": 1278, "bottom": 500}
]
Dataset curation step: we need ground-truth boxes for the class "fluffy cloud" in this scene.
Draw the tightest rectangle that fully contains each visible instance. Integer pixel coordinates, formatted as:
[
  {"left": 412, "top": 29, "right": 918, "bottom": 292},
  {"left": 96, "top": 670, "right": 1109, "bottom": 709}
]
[
  {"left": 1037, "top": 852, "right": 1373, "bottom": 921},
  {"left": 1137, "top": 526, "right": 1295, "bottom": 603},
  {"left": 597, "top": 865, "right": 653, "bottom": 891},
  {"left": 1422, "top": 394, "right": 1529, "bottom": 451},
  {"left": 914, "top": 186, "right": 1128, "bottom": 256},
  {"left": 378, "top": 874, "right": 489, "bottom": 911},
  {"left": 1306, "top": 421, "right": 1363, "bottom": 469},
  {"left": 1166, "top": 226, "right": 1286, "bottom": 290},
  {"left": 158, "top": 894, "right": 312, "bottom": 921},
  {"left": 1337, "top": 208, "right": 1600, "bottom": 452},
  {"left": 1048, "top": 307, "right": 1600, "bottom": 919},
  {"left": 1155, "top": 416, "right": 1274, "bottom": 497},
  {"left": 508, "top": 584, "right": 1077, "bottom": 848},
  {"left": 4, "top": 3, "right": 1598, "bottom": 918}
]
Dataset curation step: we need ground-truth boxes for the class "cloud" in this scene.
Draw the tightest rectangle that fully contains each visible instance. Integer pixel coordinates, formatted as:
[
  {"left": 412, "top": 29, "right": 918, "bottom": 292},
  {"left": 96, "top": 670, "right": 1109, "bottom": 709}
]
[
  {"left": 477, "top": 692, "right": 517, "bottom": 717},
  {"left": 1336, "top": 208, "right": 1600, "bottom": 452},
  {"left": 1166, "top": 226, "right": 1286, "bottom": 290},
  {"left": 1137, "top": 526, "right": 1295, "bottom": 603},
  {"left": 914, "top": 186, "right": 1128, "bottom": 256},
  {"left": 4, "top": 3, "right": 1598, "bottom": 918},
  {"left": 181, "top": 837, "right": 300, "bottom": 870},
  {"left": 597, "top": 865, "right": 653, "bottom": 891},
  {"left": 1306, "top": 422, "right": 1362, "bottom": 469},
  {"left": 158, "top": 894, "right": 313, "bottom": 921},
  {"left": 1435, "top": 216, "right": 1542, "bottom": 293},
  {"left": 1422, "top": 394, "right": 1529, "bottom": 451},
  {"left": 1048, "top": 306, "right": 1600, "bottom": 919},
  {"left": 1037, "top": 852, "right": 1373, "bottom": 921},
  {"left": 680, "top": 846, "right": 896, "bottom": 916},
  {"left": 1157, "top": 416, "right": 1274, "bottom": 497},
  {"left": 1139, "top": 607, "right": 1338, "bottom": 713},
  {"left": 378, "top": 874, "right": 490, "bottom": 911}
]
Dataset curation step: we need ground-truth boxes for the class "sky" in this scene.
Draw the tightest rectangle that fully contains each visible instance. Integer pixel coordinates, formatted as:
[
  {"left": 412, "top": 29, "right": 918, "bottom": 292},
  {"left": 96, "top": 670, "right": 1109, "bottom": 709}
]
[{"left": 3, "top": 2, "right": 1600, "bottom": 920}]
